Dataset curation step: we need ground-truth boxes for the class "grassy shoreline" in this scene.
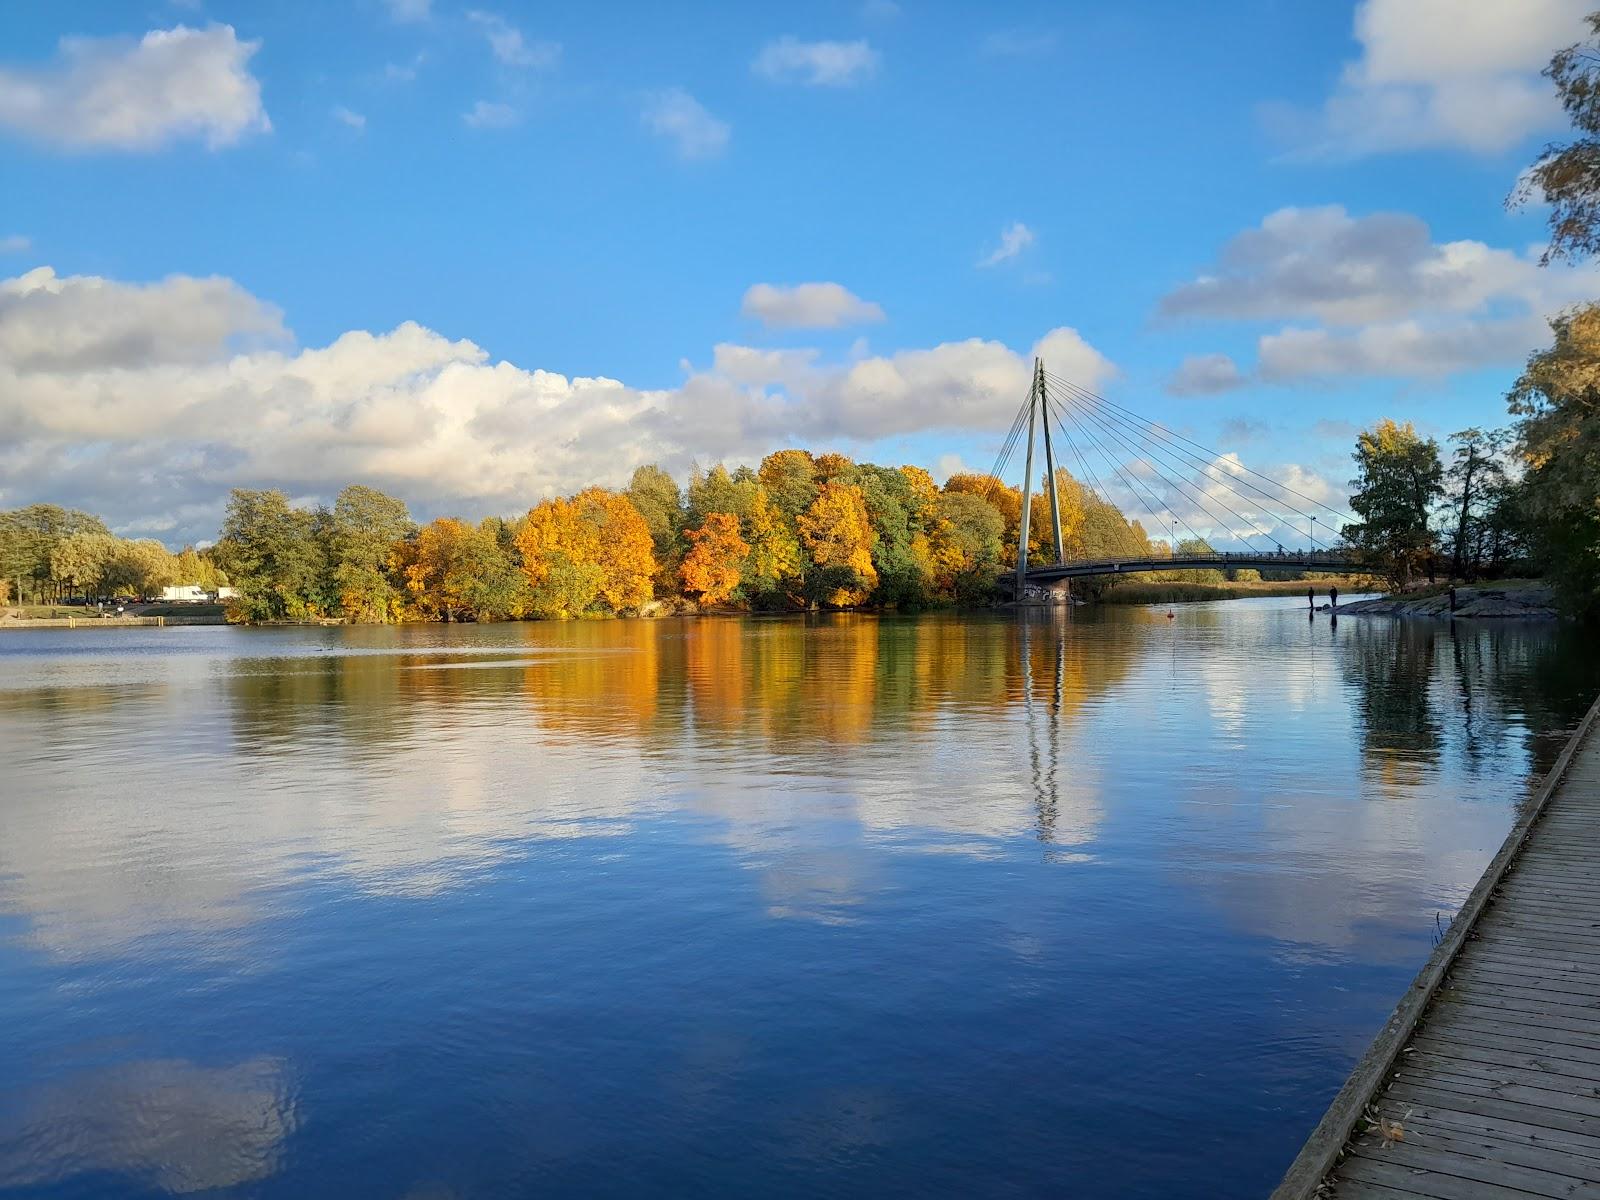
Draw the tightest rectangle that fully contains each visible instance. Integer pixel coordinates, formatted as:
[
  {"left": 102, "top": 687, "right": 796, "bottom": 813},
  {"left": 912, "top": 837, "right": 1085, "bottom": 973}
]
[{"left": 1098, "top": 579, "right": 1373, "bottom": 605}]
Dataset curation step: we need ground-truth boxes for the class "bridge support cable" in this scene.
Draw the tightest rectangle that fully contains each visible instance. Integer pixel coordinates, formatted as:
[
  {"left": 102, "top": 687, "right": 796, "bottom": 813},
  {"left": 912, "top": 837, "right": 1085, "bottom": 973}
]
[
  {"left": 1044, "top": 370, "right": 1332, "bottom": 543},
  {"left": 1036, "top": 362, "right": 1066, "bottom": 565},
  {"left": 1014, "top": 366, "right": 1041, "bottom": 596},
  {"left": 981, "top": 391, "right": 1032, "bottom": 497},
  {"left": 1046, "top": 392, "right": 1251, "bottom": 553},
  {"left": 1042, "top": 369, "right": 1354, "bottom": 537},
  {"left": 1043, "top": 392, "right": 1212, "bottom": 553},
  {"left": 1048, "top": 390, "right": 1280, "bottom": 553},
  {"left": 1047, "top": 371, "right": 1355, "bottom": 529}
]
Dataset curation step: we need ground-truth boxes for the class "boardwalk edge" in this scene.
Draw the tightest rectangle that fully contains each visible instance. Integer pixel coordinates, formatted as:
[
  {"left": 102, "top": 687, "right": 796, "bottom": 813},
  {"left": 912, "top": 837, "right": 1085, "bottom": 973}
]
[{"left": 1268, "top": 688, "right": 1600, "bottom": 1200}]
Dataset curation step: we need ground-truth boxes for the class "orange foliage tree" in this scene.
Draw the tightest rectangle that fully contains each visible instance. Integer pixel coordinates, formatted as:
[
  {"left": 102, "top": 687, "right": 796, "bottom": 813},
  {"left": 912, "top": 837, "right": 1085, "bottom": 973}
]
[
  {"left": 796, "top": 481, "right": 878, "bottom": 606},
  {"left": 516, "top": 487, "right": 656, "bottom": 616},
  {"left": 401, "top": 517, "right": 523, "bottom": 621},
  {"left": 680, "top": 512, "right": 749, "bottom": 605}
]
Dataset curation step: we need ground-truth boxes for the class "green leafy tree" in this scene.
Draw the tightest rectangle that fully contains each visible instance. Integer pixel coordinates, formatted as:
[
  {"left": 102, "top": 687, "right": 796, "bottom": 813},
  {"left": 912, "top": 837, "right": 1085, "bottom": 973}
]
[
  {"left": 328, "top": 484, "right": 413, "bottom": 622},
  {"left": 628, "top": 464, "right": 686, "bottom": 594},
  {"left": 213, "top": 489, "right": 327, "bottom": 622},
  {"left": 0, "top": 504, "right": 112, "bottom": 604},
  {"left": 1343, "top": 419, "right": 1444, "bottom": 587},
  {"left": 686, "top": 464, "right": 759, "bottom": 529}
]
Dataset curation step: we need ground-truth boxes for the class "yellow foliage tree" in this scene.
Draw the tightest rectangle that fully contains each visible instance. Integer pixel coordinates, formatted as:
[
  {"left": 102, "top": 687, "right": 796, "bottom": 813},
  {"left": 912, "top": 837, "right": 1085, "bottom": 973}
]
[
  {"left": 797, "top": 481, "right": 878, "bottom": 607},
  {"left": 813, "top": 452, "right": 854, "bottom": 484},
  {"left": 745, "top": 486, "right": 803, "bottom": 598},
  {"left": 516, "top": 487, "right": 656, "bottom": 615},
  {"left": 402, "top": 517, "right": 521, "bottom": 621},
  {"left": 680, "top": 512, "right": 749, "bottom": 605}
]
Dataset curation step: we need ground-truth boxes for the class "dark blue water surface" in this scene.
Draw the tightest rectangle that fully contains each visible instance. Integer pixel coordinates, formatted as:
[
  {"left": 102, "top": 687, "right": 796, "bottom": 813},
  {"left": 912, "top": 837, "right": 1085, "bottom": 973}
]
[{"left": 1, "top": 602, "right": 1596, "bottom": 1198}]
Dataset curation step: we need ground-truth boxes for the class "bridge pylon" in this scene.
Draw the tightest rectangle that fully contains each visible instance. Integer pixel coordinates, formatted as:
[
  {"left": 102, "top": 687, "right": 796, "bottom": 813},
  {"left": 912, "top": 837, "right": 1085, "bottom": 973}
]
[{"left": 1014, "top": 358, "right": 1068, "bottom": 600}]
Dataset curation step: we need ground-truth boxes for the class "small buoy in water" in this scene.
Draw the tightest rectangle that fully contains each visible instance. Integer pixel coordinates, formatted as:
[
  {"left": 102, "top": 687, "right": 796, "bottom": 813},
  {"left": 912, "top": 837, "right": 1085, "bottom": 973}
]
[{"left": 1165, "top": 609, "right": 1176, "bottom": 620}]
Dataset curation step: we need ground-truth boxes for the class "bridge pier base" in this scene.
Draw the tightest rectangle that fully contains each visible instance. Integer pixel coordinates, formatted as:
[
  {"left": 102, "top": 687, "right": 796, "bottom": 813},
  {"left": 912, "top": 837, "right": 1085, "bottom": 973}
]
[{"left": 1010, "top": 578, "right": 1073, "bottom": 607}]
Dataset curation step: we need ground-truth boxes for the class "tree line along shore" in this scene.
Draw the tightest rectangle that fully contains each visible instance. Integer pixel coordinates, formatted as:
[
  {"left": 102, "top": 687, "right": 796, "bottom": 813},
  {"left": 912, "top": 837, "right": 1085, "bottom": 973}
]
[{"left": 0, "top": 312, "right": 1593, "bottom": 627}]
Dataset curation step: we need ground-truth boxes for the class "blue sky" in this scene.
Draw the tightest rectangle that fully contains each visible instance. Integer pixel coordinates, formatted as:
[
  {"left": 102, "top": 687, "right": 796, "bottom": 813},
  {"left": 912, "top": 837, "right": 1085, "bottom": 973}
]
[{"left": 1, "top": 0, "right": 1594, "bottom": 545}]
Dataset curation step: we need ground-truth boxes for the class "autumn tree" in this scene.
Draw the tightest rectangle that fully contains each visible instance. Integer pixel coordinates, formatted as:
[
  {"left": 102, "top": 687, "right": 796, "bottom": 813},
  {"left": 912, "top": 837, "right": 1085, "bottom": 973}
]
[
  {"left": 680, "top": 512, "right": 749, "bottom": 605},
  {"left": 516, "top": 488, "right": 656, "bottom": 617},
  {"left": 401, "top": 517, "right": 523, "bottom": 621},
  {"left": 744, "top": 485, "right": 803, "bottom": 606},
  {"left": 757, "top": 449, "right": 819, "bottom": 519},
  {"left": 927, "top": 491, "right": 1005, "bottom": 600},
  {"left": 49, "top": 531, "right": 119, "bottom": 598},
  {"left": 1343, "top": 419, "right": 1444, "bottom": 587},
  {"left": 105, "top": 539, "right": 180, "bottom": 597},
  {"left": 797, "top": 481, "right": 878, "bottom": 607},
  {"left": 1508, "top": 305, "right": 1600, "bottom": 616},
  {"left": 813, "top": 452, "right": 854, "bottom": 485},
  {"left": 627, "top": 465, "right": 685, "bottom": 594}
]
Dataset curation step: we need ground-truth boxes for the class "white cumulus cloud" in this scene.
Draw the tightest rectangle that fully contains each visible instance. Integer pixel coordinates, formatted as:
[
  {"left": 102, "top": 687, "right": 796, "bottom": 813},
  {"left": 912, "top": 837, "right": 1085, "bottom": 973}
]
[
  {"left": 641, "top": 88, "right": 728, "bottom": 160},
  {"left": 1158, "top": 205, "right": 1600, "bottom": 383},
  {"left": 0, "top": 24, "right": 269, "bottom": 152},
  {"left": 0, "top": 266, "right": 1116, "bottom": 543},
  {"left": 753, "top": 37, "right": 880, "bottom": 86},
  {"left": 741, "top": 282, "right": 885, "bottom": 329},
  {"left": 1273, "top": 0, "right": 1587, "bottom": 157}
]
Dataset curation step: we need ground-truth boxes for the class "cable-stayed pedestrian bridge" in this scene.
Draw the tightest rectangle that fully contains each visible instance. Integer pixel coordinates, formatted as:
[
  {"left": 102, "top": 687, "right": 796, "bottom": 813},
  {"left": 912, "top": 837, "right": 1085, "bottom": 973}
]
[
  {"left": 983, "top": 360, "right": 1369, "bottom": 590},
  {"left": 1021, "top": 549, "right": 1368, "bottom": 583}
]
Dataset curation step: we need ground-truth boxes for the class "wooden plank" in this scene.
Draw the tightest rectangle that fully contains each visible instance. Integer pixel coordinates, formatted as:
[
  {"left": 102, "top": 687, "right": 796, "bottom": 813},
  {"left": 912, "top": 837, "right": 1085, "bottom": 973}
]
[
  {"left": 1370, "top": 1096, "right": 1600, "bottom": 1161},
  {"left": 1414, "top": 1024, "right": 1600, "bottom": 1071},
  {"left": 1434, "top": 1008, "right": 1600, "bottom": 1047},
  {"left": 1337, "top": 1150, "right": 1562, "bottom": 1199},
  {"left": 1347, "top": 1134, "right": 1600, "bottom": 1198},
  {"left": 1450, "top": 966, "right": 1600, "bottom": 1001},
  {"left": 1429, "top": 991, "right": 1600, "bottom": 1027},
  {"left": 1382, "top": 1080, "right": 1600, "bottom": 1140},
  {"left": 1435, "top": 978, "right": 1600, "bottom": 1013},
  {"left": 1396, "top": 1052, "right": 1600, "bottom": 1108},
  {"left": 1357, "top": 1117, "right": 1600, "bottom": 1181},
  {"left": 1407, "top": 1035, "right": 1600, "bottom": 1085}
]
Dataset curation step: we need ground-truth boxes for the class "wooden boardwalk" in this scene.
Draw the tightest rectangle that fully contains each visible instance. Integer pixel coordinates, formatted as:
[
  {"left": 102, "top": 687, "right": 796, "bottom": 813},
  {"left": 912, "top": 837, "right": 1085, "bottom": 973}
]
[{"left": 1275, "top": 695, "right": 1600, "bottom": 1200}]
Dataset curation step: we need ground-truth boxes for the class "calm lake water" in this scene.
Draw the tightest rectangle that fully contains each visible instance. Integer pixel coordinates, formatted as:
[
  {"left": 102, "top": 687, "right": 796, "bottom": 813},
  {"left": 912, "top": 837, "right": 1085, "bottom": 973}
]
[{"left": 1, "top": 599, "right": 1597, "bottom": 1199}]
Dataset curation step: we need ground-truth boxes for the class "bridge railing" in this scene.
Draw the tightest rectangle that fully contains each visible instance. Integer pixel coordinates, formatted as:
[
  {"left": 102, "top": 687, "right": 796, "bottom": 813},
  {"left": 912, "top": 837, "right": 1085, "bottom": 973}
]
[{"left": 1039, "top": 549, "right": 1355, "bottom": 569}]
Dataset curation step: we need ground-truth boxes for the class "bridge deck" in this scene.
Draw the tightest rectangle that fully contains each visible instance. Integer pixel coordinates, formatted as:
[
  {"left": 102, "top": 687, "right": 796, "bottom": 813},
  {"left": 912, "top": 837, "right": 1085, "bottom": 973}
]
[{"left": 1275, "top": 697, "right": 1600, "bottom": 1199}]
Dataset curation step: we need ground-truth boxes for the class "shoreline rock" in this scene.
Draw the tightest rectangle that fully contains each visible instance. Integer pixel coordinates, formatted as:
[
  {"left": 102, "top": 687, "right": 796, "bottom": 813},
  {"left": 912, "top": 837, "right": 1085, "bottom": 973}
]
[{"left": 1333, "top": 585, "right": 1558, "bottom": 620}]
